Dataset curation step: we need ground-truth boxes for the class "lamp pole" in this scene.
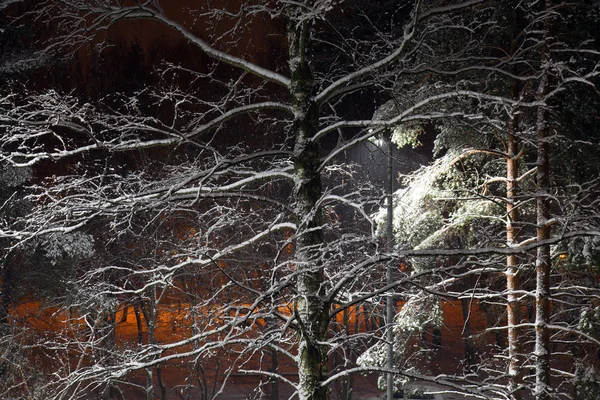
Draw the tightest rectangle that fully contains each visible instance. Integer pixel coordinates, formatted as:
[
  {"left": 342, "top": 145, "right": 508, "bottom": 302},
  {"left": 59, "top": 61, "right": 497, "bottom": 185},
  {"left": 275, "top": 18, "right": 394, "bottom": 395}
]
[{"left": 386, "top": 135, "right": 395, "bottom": 400}]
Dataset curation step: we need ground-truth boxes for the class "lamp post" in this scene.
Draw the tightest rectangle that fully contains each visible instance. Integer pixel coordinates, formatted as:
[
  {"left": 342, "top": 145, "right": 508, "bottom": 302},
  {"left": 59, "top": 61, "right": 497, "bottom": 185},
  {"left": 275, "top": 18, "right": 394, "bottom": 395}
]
[{"left": 385, "top": 134, "right": 394, "bottom": 400}]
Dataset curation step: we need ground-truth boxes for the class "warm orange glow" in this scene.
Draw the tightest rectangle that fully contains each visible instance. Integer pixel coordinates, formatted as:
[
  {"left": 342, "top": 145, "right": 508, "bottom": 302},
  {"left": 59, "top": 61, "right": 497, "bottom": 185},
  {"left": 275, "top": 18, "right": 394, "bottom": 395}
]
[
  {"left": 11, "top": 294, "right": 491, "bottom": 377},
  {"left": 13, "top": 297, "right": 490, "bottom": 337}
]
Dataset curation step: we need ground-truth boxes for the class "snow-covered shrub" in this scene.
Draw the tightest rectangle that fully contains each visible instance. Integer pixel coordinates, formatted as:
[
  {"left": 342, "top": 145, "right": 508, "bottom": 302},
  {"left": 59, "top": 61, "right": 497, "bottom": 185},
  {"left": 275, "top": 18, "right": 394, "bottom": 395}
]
[
  {"left": 357, "top": 292, "right": 442, "bottom": 392},
  {"left": 574, "top": 364, "right": 600, "bottom": 400},
  {"left": 0, "top": 164, "right": 31, "bottom": 188},
  {"left": 39, "top": 232, "right": 95, "bottom": 265},
  {"left": 578, "top": 306, "right": 600, "bottom": 339}
]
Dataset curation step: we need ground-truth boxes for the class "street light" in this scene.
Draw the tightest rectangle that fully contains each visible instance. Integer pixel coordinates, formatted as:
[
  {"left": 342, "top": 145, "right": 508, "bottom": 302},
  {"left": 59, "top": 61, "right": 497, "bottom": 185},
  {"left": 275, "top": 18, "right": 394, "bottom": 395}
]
[
  {"left": 370, "top": 129, "right": 396, "bottom": 400},
  {"left": 385, "top": 133, "right": 394, "bottom": 400}
]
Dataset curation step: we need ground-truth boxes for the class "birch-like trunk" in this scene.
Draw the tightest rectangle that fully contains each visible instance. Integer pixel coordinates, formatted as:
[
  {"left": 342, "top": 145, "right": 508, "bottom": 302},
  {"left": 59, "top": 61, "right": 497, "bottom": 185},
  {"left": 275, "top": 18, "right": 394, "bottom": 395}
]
[{"left": 288, "top": 15, "right": 330, "bottom": 400}]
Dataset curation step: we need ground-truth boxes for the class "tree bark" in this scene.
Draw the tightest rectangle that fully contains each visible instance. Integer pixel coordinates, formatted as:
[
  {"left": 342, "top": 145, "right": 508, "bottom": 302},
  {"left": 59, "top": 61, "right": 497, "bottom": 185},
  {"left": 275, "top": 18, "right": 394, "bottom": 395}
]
[
  {"left": 270, "top": 346, "right": 279, "bottom": 400},
  {"left": 506, "top": 109, "right": 523, "bottom": 398},
  {"left": 287, "top": 13, "right": 329, "bottom": 400},
  {"left": 342, "top": 307, "right": 353, "bottom": 400},
  {"left": 460, "top": 298, "right": 476, "bottom": 373},
  {"left": 534, "top": 12, "right": 552, "bottom": 396},
  {"left": 0, "top": 257, "right": 13, "bottom": 326},
  {"left": 142, "top": 287, "right": 167, "bottom": 400},
  {"left": 534, "top": 90, "right": 551, "bottom": 400}
]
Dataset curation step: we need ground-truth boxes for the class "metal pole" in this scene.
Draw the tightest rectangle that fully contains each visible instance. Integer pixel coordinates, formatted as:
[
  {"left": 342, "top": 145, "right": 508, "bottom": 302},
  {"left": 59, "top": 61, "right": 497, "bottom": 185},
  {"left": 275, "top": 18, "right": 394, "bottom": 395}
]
[{"left": 386, "top": 137, "right": 394, "bottom": 400}]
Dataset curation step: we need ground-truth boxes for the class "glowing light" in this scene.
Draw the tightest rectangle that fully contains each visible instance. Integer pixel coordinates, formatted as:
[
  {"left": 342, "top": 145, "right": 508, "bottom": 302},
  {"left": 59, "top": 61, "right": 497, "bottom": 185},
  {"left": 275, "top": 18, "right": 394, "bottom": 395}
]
[{"left": 371, "top": 136, "right": 386, "bottom": 147}]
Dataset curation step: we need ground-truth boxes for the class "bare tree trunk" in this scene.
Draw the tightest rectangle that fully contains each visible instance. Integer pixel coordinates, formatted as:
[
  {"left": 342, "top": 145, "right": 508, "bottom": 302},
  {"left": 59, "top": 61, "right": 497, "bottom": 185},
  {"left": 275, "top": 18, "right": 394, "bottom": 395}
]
[
  {"left": 287, "top": 14, "right": 329, "bottom": 400},
  {"left": 142, "top": 287, "right": 168, "bottom": 400},
  {"left": 534, "top": 13, "right": 552, "bottom": 396},
  {"left": 100, "top": 310, "right": 121, "bottom": 400},
  {"left": 0, "top": 273, "right": 10, "bottom": 326},
  {"left": 107, "top": 384, "right": 124, "bottom": 400},
  {"left": 120, "top": 304, "right": 129, "bottom": 323},
  {"left": 0, "top": 254, "right": 15, "bottom": 326},
  {"left": 342, "top": 307, "right": 353, "bottom": 400},
  {"left": 134, "top": 301, "right": 143, "bottom": 345},
  {"left": 506, "top": 109, "right": 523, "bottom": 398},
  {"left": 461, "top": 298, "right": 476, "bottom": 373},
  {"left": 534, "top": 95, "right": 551, "bottom": 400},
  {"left": 142, "top": 299, "right": 154, "bottom": 400},
  {"left": 270, "top": 346, "right": 279, "bottom": 400}
]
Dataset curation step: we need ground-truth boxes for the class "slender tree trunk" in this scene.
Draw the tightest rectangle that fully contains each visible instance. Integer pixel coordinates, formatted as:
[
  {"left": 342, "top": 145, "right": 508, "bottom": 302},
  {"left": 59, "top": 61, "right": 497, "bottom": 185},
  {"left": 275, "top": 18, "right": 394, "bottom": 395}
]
[
  {"left": 120, "top": 304, "right": 129, "bottom": 323},
  {"left": 534, "top": 3, "right": 553, "bottom": 398},
  {"left": 572, "top": 343, "right": 585, "bottom": 399},
  {"left": 506, "top": 109, "right": 523, "bottom": 398},
  {"left": 461, "top": 298, "right": 476, "bottom": 373},
  {"left": 142, "top": 301, "right": 154, "bottom": 400},
  {"left": 342, "top": 307, "right": 353, "bottom": 400},
  {"left": 287, "top": 15, "right": 329, "bottom": 400},
  {"left": 102, "top": 310, "right": 121, "bottom": 400},
  {"left": 142, "top": 287, "right": 167, "bottom": 400},
  {"left": 0, "top": 261, "right": 11, "bottom": 326},
  {"left": 505, "top": 3, "right": 527, "bottom": 391},
  {"left": 134, "top": 302, "right": 143, "bottom": 344},
  {"left": 534, "top": 81, "right": 551, "bottom": 400},
  {"left": 270, "top": 346, "right": 279, "bottom": 400},
  {"left": 0, "top": 252, "right": 16, "bottom": 326}
]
